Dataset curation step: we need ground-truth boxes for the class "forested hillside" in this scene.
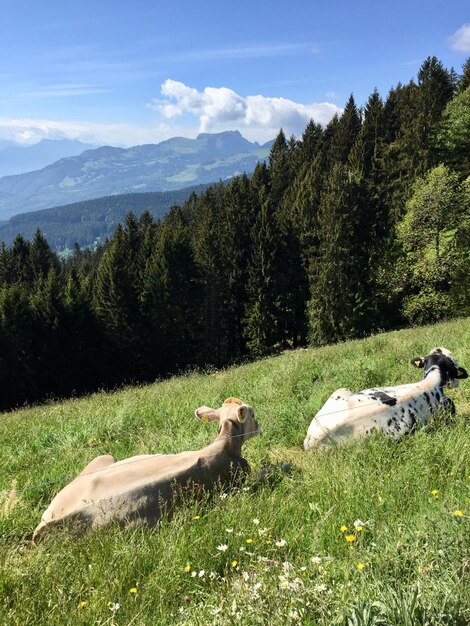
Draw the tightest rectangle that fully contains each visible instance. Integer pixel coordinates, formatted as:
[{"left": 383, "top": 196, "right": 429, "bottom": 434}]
[
  {"left": 0, "top": 56, "right": 468, "bottom": 410},
  {"left": 0, "top": 183, "right": 213, "bottom": 251}
]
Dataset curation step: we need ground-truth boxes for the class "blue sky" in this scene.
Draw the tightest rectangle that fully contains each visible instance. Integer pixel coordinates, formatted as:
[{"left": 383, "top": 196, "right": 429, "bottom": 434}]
[{"left": 1, "top": 0, "right": 469, "bottom": 147}]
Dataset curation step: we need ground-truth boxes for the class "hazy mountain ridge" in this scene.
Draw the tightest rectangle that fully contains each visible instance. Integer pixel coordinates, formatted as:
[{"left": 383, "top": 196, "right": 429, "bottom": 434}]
[
  {"left": 0, "top": 131, "right": 272, "bottom": 219},
  {"left": 0, "top": 139, "right": 95, "bottom": 178}
]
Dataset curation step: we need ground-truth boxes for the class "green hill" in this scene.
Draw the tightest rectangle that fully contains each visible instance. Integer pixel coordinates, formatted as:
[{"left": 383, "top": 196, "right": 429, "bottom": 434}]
[
  {"left": 0, "top": 184, "right": 212, "bottom": 251},
  {"left": 0, "top": 318, "right": 469, "bottom": 625}
]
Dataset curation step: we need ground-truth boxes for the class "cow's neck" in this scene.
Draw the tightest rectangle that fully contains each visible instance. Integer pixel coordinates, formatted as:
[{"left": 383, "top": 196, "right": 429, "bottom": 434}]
[
  {"left": 210, "top": 419, "right": 244, "bottom": 457},
  {"left": 422, "top": 366, "right": 445, "bottom": 391}
]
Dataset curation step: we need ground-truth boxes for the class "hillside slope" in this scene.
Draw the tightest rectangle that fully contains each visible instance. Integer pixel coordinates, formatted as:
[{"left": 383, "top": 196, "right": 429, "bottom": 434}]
[
  {"left": 0, "top": 318, "right": 469, "bottom": 625},
  {"left": 0, "top": 131, "right": 272, "bottom": 219},
  {"left": 0, "top": 183, "right": 213, "bottom": 250}
]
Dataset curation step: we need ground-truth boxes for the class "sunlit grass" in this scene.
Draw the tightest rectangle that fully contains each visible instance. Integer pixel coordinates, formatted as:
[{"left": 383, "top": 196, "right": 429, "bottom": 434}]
[{"left": 0, "top": 318, "right": 469, "bottom": 624}]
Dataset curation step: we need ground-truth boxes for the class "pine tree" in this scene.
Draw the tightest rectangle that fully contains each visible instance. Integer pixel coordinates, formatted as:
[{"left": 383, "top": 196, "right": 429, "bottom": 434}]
[
  {"left": 415, "top": 57, "right": 454, "bottom": 169},
  {"left": 308, "top": 162, "right": 370, "bottom": 344},
  {"left": 243, "top": 193, "right": 281, "bottom": 357},
  {"left": 141, "top": 207, "right": 200, "bottom": 374},
  {"left": 458, "top": 57, "right": 470, "bottom": 92}
]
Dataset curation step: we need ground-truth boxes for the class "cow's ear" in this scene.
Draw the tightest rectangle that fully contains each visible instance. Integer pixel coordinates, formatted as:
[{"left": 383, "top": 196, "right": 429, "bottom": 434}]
[
  {"left": 237, "top": 405, "right": 249, "bottom": 423},
  {"left": 411, "top": 357, "right": 425, "bottom": 368},
  {"left": 194, "top": 406, "right": 219, "bottom": 422},
  {"left": 457, "top": 367, "right": 468, "bottom": 379}
]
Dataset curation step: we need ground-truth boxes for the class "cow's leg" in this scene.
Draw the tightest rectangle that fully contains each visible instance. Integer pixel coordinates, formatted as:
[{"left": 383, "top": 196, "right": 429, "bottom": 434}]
[{"left": 79, "top": 454, "right": 116, "bottom": 476}]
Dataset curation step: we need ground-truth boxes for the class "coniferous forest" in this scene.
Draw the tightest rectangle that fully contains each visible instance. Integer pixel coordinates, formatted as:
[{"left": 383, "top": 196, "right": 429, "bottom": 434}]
[{"left": 0, "top": 57, "right": 469, "bottom": 411}]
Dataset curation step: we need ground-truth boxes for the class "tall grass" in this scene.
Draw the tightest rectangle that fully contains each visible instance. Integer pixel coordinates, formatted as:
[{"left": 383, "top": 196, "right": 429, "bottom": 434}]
[{"left": 1, "top": 318, "right": 469, "bottom": 625}]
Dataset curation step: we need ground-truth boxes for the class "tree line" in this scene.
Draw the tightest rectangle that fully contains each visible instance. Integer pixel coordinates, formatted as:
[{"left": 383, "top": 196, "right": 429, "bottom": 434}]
[{"left": 0, "top": 56, "right": 468, "bottom": 411}]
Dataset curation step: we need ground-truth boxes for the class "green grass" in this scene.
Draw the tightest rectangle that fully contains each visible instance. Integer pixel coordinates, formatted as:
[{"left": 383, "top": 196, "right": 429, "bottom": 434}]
[{"left": 1, "top": 318, "right": 469, "bottom": 625}]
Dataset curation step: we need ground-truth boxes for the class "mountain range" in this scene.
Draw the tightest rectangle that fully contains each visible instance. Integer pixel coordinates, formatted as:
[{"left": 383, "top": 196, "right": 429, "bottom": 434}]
[{"left": 0, "top": 131, "right": 272, "bottom": 220}]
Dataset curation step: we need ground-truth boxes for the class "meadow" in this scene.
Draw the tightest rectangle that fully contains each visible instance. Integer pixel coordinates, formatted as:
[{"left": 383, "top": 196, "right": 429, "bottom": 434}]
[{"left": 0, "top": 318, "right": 469, "bottom": 625}]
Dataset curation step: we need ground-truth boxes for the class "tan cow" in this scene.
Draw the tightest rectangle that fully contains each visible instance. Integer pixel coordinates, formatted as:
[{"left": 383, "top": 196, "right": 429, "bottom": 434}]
[{"left": 33, "top": 397, "right": 259, "bottom": 540}]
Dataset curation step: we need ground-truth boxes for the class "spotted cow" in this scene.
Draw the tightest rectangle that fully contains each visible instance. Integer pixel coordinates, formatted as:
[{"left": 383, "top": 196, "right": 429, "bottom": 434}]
[{"left": 304, "top": 348, "right": 467, "bottom": 449}]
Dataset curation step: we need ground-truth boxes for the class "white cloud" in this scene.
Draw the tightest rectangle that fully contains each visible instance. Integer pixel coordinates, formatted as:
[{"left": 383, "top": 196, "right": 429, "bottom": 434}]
[
  {"left": 0, "top": 81, "right": 342, "bottom": 148},
  {"left": 448, "top": 24, "right": 470, "bottom": 53},
  {"left": 150, "top": 80, "right": 341, "bottom": 143}
]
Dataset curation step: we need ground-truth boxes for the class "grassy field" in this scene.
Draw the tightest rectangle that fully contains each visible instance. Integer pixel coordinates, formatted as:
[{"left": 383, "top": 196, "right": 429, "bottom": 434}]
[{"left": 1, "top": 318, "right": 469, "bottom": 625}]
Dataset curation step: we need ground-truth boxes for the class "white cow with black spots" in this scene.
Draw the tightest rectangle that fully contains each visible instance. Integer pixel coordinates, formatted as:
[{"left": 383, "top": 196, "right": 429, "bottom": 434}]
[{"left": 304, "top": 347, "right": 467, "bottom": 449}]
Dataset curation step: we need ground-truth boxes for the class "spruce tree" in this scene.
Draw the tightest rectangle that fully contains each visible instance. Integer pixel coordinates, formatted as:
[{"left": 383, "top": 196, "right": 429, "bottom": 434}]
[{"left": 308, "top": 162, "right": 369, "bottom": 344}]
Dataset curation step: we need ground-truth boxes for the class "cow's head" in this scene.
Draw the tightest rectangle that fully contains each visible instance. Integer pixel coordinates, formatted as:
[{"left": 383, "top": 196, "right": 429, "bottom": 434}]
[
  {"left": 411, "top": 347, "right": 468, "bottom": 388},
  {"left": 195, "top": 397, "right": 260, "bottom": 443}
]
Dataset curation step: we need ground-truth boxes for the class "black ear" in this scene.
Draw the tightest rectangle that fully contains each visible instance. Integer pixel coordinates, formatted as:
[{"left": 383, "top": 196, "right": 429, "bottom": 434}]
[
  {"left": 411, "top": 357, "right": 425, "bottom": 368},
  {"left": 457, "top": 367, "right": 468, "bottom": 380}
]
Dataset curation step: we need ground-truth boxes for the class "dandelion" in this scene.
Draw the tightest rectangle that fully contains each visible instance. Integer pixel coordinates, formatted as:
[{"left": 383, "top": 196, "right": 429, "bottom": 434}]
[
  {"left": 340, "top": 525, "right": 348, "bottom": 532},
  {"left": 79, "top": 600, "right": 88, "bottom": 608},
  {"left": 184, "top": 564, "right": 191, "bottom": 572},
  {"left": 431, "top": 489, "right": 439, "bottom": 497},
  {"left": 453, "top": 509, "right": 463, "bottom": 517},
  {"left": 342, "top": 489, "right": 349, "bottom": 494},
  {"left": 345, "top": 534, "right": 356, "bottom": 543},
  {"left": 246, "top": 538, "right": 253, "bottom": 544},
  {"left": 252, "top": 518, "right": 260, "bottom": 525},
  {"left": 357, "top": 562, "right": 366, "bottom": 571},
  {"left": 231, "top": 560, "right": 238, "bottom": 568},
  {"left": 193, "top": 515, "right": 200, "bottom": 520},
  {"left": 217, "top": 544, "right": 228, "bottom": 552},
  {"left": 275, "top": 538, "right": 287, "bottom": 547},
  {"left": 129, "top": 587, "right": 138, "bottom": 594}
]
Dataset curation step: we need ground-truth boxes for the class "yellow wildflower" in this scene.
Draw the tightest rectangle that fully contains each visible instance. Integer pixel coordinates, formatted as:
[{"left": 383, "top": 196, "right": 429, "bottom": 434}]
[
  {"left": 246, "top": 538, "right": 253, "bottom": 544},
  {"left": 357, "top": 562, "right": 366, "bottom": 571},
  {"left": 340, "top": 525, "right": 348, "bottom": 532},
  {"left": 130, "top": 587, "right": 137, "bottom": 594},
  {"left": 453, "top": 510, "right": 463, "bottom": 517},
  {"left": 345, "top": 534, "right": 356, "bottom": 543},
  {"left": 342, "top": 489, "right": 348, "bottom": 494},
  {"left": 231, "top": 560, "right": 238, "bottom": 568},
  {"left": 431, "top": 489, "right": 439, "bottom": 497},
  {"left": 193, "top": 515, "right": 200, "bottom": 520},
  {"left": 79, "top": 600, "right": 88, "bottom": 608},
  {"left": 184, "top": 564, "right": 191, "bottom": 572}
]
